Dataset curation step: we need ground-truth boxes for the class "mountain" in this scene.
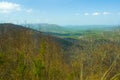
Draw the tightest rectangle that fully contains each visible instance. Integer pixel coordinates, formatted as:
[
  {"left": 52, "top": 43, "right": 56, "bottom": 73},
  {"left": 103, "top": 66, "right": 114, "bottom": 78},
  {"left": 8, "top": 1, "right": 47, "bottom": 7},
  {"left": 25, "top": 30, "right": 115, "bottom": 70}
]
[
  {"left": 1, "top": 23, "right": 120, "bottom": 80},
  {"left": 0, "top": 23, "right": 73, "bottom": 80},
  {"left": 24, "top": 23, "right": 66, "bottom": 33},
  {"left": 22, "top": 24, "right": 117, "bottom": 39},
  {"left": 0, "top": 23, "right": 82, "bottom": 52},
  {"left": 25, "top": 24, "right": 115, "bottom": 33}
]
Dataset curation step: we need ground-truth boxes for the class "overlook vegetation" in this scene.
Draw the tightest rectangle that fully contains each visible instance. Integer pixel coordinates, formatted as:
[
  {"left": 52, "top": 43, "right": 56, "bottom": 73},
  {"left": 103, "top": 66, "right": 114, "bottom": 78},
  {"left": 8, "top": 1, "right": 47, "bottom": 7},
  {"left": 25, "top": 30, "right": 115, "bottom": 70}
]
[{"left": 0, "top": 23, "right": 120, "bottom": 80}]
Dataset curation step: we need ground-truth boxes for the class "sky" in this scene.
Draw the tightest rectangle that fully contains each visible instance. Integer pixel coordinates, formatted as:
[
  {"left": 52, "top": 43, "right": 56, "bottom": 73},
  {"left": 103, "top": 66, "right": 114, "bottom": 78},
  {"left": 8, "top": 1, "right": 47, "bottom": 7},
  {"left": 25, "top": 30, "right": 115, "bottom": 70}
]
[{"left": 0, "top": 0, "right": 120, "bottom": 25}]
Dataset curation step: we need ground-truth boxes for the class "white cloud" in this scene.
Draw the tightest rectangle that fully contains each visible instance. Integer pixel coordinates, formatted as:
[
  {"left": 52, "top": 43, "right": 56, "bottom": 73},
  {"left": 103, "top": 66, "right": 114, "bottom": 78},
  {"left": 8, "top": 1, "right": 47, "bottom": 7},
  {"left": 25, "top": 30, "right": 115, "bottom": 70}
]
[
  {"left": 0, "top": 1, "right": 21, "bottom": 13},
  {"left": 84, "top": 13, "right": 89, "bottom": 16},
  {"left": 103, "top": 12, "right": 110, "bottom": 15},
  {"left": 26, "top": 9, "right": 32, "bottom": 13},
  {"left": 92, "top": 12, "right": 101, "bottom": 16}
]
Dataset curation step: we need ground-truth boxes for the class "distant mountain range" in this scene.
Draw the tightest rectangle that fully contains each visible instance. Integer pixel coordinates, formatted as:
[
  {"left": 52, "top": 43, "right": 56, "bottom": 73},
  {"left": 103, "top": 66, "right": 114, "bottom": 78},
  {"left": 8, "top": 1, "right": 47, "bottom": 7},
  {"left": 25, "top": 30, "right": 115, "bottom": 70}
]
[
  {"left": 23, "top": 23, "right": 116, "bottom": 33},
  {"left": 23, "top": 23, "right": 66, "bottom": 33},
  {"left": 20, "top": 23, "right": 119, "bottom": 39}
]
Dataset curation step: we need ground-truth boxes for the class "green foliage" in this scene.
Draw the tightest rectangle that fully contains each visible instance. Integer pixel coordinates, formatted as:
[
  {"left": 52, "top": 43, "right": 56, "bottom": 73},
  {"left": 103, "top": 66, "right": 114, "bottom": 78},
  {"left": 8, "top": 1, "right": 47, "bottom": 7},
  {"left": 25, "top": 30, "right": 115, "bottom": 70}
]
[
  {"left": 33, "top": 59, "right": 45, "bottom": 77},
  {"left": 40, "top": 40, "right": 46, "bottom": 55},
  {"left": 0, "top": 53, "right": 4, "bottom": 65}
]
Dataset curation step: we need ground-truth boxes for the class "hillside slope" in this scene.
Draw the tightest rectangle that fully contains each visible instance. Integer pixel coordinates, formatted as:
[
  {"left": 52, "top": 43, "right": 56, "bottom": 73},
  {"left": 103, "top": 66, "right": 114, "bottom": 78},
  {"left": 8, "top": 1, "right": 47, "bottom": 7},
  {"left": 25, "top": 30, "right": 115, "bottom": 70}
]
[
  {"left": 0, "top": 23, "right": 73, "bottom": 80},
  {"left": 0, "top": 23, "right": 120, "bottom": 80}
]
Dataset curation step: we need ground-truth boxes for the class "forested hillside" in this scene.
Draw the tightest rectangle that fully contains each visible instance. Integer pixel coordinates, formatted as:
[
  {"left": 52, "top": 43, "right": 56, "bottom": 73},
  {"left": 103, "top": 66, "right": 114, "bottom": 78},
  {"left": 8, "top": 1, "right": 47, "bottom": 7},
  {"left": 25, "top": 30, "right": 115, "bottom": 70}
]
[{"left": 0, "top": 23, "right": 120, "bottom": 80}]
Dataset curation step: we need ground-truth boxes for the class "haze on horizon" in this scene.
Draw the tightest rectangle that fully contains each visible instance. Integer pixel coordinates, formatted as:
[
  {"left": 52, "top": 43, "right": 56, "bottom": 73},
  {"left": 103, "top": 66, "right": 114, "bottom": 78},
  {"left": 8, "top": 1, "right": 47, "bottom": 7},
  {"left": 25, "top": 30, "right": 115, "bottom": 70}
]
[{"left": 0, "top": 0, "right": 120, "bottom": 25}]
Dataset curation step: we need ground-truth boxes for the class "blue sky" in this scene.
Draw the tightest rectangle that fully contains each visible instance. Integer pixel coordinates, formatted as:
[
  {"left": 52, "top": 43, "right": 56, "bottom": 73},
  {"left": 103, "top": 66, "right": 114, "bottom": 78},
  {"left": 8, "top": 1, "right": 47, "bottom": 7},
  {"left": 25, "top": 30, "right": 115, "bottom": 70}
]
[{"left": 0, "top": 0, "right": 120, "bottom": 25}]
